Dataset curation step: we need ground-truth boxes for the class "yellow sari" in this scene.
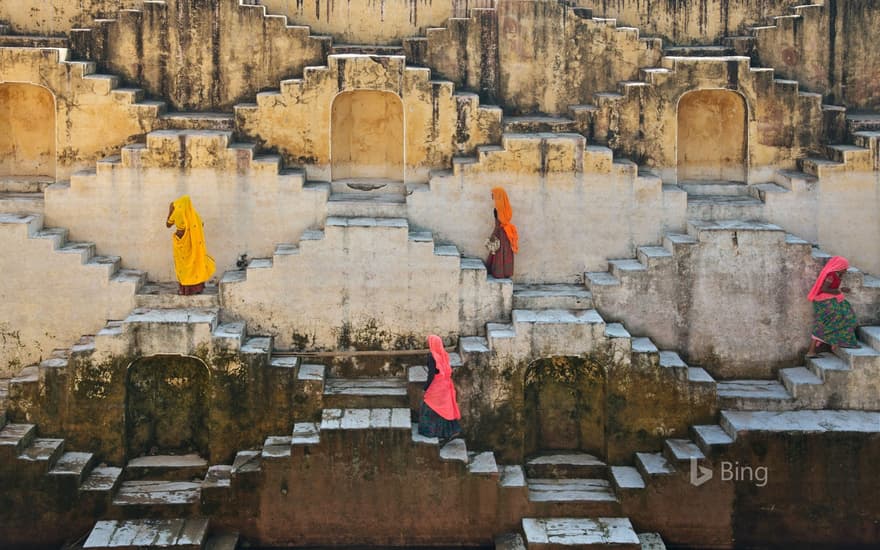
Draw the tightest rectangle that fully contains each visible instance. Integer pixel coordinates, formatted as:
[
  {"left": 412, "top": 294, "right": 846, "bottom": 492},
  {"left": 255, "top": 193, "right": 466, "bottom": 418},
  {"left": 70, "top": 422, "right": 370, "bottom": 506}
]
[{"left": 167, "top": 195, "right": 216, "bottom": 286}]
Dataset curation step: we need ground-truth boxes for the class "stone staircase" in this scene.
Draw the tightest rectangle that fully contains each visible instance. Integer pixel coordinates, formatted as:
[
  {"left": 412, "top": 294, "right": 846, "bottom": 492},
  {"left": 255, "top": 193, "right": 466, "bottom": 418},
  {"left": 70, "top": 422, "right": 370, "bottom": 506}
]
[{"left": 586, "top": 219, "right": 880, "bottom": 409}]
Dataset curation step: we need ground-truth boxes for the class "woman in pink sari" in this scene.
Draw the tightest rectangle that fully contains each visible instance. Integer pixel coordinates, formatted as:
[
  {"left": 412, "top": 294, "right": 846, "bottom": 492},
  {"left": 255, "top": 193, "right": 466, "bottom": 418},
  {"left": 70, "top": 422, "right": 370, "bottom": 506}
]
[
  {"left": 806, "top": 256, "right": 859, "bottom": 358},
  {"left": 418, "top": 335, "right": 462, "bottom": 441}
]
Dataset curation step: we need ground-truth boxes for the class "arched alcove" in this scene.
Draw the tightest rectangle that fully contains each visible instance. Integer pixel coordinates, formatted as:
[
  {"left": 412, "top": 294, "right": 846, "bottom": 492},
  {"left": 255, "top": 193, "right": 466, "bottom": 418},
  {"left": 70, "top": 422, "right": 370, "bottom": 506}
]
[
  {"left": 0, "top": 83, "right": 56, "bottom": 178},
  {"left": 331, "top": 90, "right": 404, "bottom": 181},
  {"left": 523, "top": 355, "right": 606, "bottom": 458},
  {"left": 125, "top": 355, "right": 210, "bottom": 460},
  {"left": 677, "top": 89, "right": 747, "bottom": 182}
]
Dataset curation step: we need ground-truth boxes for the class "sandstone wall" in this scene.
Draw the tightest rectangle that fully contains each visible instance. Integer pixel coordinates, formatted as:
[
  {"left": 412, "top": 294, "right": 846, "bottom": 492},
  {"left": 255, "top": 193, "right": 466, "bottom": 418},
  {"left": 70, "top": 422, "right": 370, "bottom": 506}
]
[
  {"left": 236, "top": 55, "right": 501, "bottom": 183},
  {"left": 0, "top": 214, "right": 139, "bottom": 378},
  {"left": 408, "top": 137, "right": 684, "bottom": 283},
  {"left": 0, "top": 47, "right": 162, "bottom": 180},
  {"left": 579, "top": 0, "right": 803, "bottom": 43},
  {"left": 0, "top": 0, "right": 135, "bottom": 35},
  {"left": 44, "top": 132, "right": 328, "bottom": 283},
  {"left": 70, "top": 0, "right": 329, "bottom": 111},
  {"left": 494, "top": 0, "right": 662, "bottom": 115},
  {"left": 752, "top": 1, "right": 880, "bottom": 110},
  {"left": 261, "top": 0, "right": 480, "bottom": 44}
]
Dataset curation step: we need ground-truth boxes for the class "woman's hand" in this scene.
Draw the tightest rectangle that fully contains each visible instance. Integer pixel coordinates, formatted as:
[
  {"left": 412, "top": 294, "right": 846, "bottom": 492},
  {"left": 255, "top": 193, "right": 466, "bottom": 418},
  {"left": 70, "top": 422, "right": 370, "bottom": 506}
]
[
  {"left": 841, "top": 287, "right": 851, "bottom": 293},
  {"left": 166, "top": 202, "right": 175, "bottom": 228}
]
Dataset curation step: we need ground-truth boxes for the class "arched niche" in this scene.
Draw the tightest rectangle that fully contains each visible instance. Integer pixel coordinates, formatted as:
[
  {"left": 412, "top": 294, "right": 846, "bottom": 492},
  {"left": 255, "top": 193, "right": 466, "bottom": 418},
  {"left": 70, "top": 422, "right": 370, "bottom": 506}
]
[
  {"left": 522, "top": 355, "right": 606, "bottom": 458},
  {"left": 0, "top": 83, "right": 56, "bottom": 179},
  {"left": 125, "top": 355, "right": 210, "bottom": 460},
  {"left": 677, "top": 89, "right": 748, "bottom": 183},
  {"left": 331, "top": 90, "right": 404, "bottom": 181}
]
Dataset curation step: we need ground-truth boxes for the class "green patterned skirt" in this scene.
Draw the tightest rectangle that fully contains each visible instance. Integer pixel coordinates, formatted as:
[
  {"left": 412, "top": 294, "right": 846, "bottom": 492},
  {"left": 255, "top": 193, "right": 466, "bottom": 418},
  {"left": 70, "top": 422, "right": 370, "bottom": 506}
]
[{"left": 812, "top": 299, "right": 858, "bottom": 346}]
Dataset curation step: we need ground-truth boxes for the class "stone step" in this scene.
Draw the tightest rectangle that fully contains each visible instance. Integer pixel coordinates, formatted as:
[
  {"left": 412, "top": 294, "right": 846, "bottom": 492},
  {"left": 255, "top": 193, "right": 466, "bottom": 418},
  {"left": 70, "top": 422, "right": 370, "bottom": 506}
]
[
  {"left": 135, "top": 281, "right": 220, "bottom": 309},
  {"left": 124, "top": 454, "right": 209, "bottom": 482},
  {"left": 502, "top": 116, "right": 578, "bottom": 133},
  {"left": 231, "top": 450, "right": 262, "bottom": 476},
  {"left": 159, "top": 111, "right": 235, "bottom": 131},
  {"left": 0, "top": 192, "right": 44, "bottom": 216},
  {"left": 18, "top": 438, "right": 65, "bottom": 472},
  {"left": 323, "top": 377, "right": 409, "bottom": 409},
  {"left": 0, "top": 176, "right": 55, "bottom": 193},
  {"left": 716, "top": 380, "right": 796, "bottom": 410},
  {"left": 319, "top": 407, "right": 411, "bottom": 431},
  {"left": 0, "top": 35, "right": 69, "bottom": 48},
  {"left": 326, "top": 192, "right": 407, "bottom": 218},
  {"left": 678, "top": 180, "right": 749, "bottom": 196},
  {"left": 686, "top": 195, "right": 766, "bottom": 221},
  {"left": 691, "top": 425, "right": 734, "bottom": 456},
  {"left": 513, "top": 284, "right": 593, "bottom": 310},
  {"left": 48, "top": 451, "right": 96, "bottom": 487},
  {"left": 80, "top": 466, "right": 124, "bottom": 495},
  {"left": 331, "top": 44, "right": 405, "bottom": 55},
  {"left": 609, "top": 465, "right": 645, "bottom": 491},
  {"left": 664, "top": 45, "right": 734, "bottom": 57},
  {"left": 857, "top": 326, "right": 880, "bottom": 351},
  {"left": 205, "top": 532, "right": 240, "bottom": 550},
  {"left": 111, "top": 480, "right": 202, "bottom": 517},
  {"left": 662, "top": 439, "right": 705, "bottom": 464},
  {"left": 468, "top": 451, "right": 499, "bottom": 476},
  {"left": 525, "top": 452, "right": 607, "bottom": 479},
  {"left": 439, "top": 437, "right": 469, "bottom": 463},
  {"left": 526, "top": 478, "right": 617, "bottom": 503},
  {"left": 638, "top": 532, "right": 667, "bottom": 549},
  {"left": 329, "top": 178, "right": 407, "bottom": 195},
  {"left": 806, "top": 353, "right": 850, "bottom": 383},
  {"left": 521, "top": 517, "right": 641, "bottom": 549},
  {"left": 719, "top": 409, "right": 880, "bottom": 441},
  {"left": 495, "top": 532, "right": 527, "bottom": 550},
  {"left": 0, "top": 423, "right": 36, "bottom": 459},
  {"left": 83, "top": 518, "right": 209, "bottom": 549},
  {"left": 846, "top": 112, "right": 880, "bottom": 134},
  {"left": 635, "top": 452, "right": 675, "bottom": 478},
  {"left": 779, "top": 367, "right": 825, "bottom": 406}
]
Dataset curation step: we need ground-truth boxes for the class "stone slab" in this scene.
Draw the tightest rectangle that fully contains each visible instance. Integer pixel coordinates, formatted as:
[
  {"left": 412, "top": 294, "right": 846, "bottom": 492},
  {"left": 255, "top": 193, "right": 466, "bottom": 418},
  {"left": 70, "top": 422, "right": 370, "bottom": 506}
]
[
  {"left": 720, "top": 410, "right": 880, "bottom": 440},
  {"left": 439, "top": 438, "right": 468, "bottom": 463},
  {"left": 500, "top": 465, "right": 526, "bottom": 488},
  {"left": 292, "top": 422, "right": 320, "bottom": 445},
  {"left": 527, "top": 478, "right": 617, "bottom": 503},
  {"left": 636, "top": 452, "right": 675, "bottom": 476},
  {"left": 522, "top": 517, "right": 640, "bottom": 547},
  {"left": 112, "top": 481, "right": 201, "bottom": 506},
  {"left": 468, "top": 451, "right": 499, "bottom": 475},
  {"left": 610, "top": 466, "right": 645, "bottom": 490}
]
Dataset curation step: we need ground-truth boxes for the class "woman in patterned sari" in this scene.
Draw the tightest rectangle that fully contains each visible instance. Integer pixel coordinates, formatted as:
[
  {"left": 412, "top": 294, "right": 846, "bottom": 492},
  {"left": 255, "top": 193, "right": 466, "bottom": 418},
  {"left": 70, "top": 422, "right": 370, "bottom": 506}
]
[{"left": 806, "top": 256, "right": 859, "bottom": 358}]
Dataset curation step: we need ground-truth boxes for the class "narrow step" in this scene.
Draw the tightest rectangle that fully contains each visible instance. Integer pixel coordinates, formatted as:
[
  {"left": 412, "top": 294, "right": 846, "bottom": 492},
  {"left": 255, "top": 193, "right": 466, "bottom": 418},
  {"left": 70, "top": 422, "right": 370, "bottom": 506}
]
[
  {"left": 525, "top": 452, "right": 607, "bottom": 479},
  {"left": 112, "top": 480, "right": 201, "bottom": 510},
  {"left": 635, "top": 452, "right": 675, "bottom": 477},
  {"left": 159, "top": 112, "right": 235, "bottom": 131},
  {"left": 319, "top": 407, "right": 411, "bottom": 431},
  {"left": 83, "top": 518, "right": 209, "bottom": 549},
  {"left": 678, "top": 180, "right": 749, "bottom": 196},
  {"left": 691, "top": 425, "right": 734, "bottom": 455},
  {"left": 18, "top": 438, "right": 65, "bottom": 471},
  {"left": 135, "top": 281, "right": 220, "bottom": 309},
  {"left": 521, "top": 517, "right": 641, "bottom": 549},
  {"left": 662, "top": 439, "right": 705, "bottom": 463},
  {"left": 609, "top": 465, "right": 645, "bottom": 491},
  {"left": 720, "top": 409, "right": 880, "bottom": 440},
  {"left": 502, "top": 115, "right": 578, "bottom": 133},
  {"left": 686, "top": 195, "right": 765, "bottom": 221},
  {"left": 125, "top": 454, "right": 208, "bottom": 482},
  {"left": 322, "top": 377, "right": 409, "bottom": 409},
  {"left": 717, "top": 379, "right": 795, "bottom": 409},
  {"left": 526, "top": 478, "right": 617, "bottom": 503},
  {"left": 664, "top": 45, "right": 734, "bottom": 57},
  {"left": 48, "top": 451, "right": 96, "bottom": 485},
  {"left": 513, "top": 284, "right": 593, "bottom": 310},
  {"left": 0, "top": 423, "right": 36, "bottom": 458},
  {"left": 80, "top": 466, "right": 124, "bottom": 494},
  {"left": 330, "top": 44, "right": 405, "bottom": 55}
]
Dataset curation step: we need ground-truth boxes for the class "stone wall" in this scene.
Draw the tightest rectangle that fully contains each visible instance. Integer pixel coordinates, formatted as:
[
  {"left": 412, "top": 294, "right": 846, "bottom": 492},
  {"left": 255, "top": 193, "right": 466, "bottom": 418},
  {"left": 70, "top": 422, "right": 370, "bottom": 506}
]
[
  {"left": 494, "top": 0, "right": 662, "bottom": 115},
  {"left": 579, "top": 0, "right": 803, "bottom": 44},
  {"left": 0, "top": 47, "right": 162, "bottom": 180},
  {"left": 220, "top": 218, "right": 463, "bottom": 350},
  {"left": 752, "top": 0, "right": 880, "bottom": 110},
  {"left": 408, "top": 137, "right": 685, "bottom": 283},
  {"left": 0, "top": 0, "right": 134, "bottom": 35},
  {"left": 69, "top": 0, "right": 330, "bottom": 111},
  {"left": 0, "top": 214, "right": 139, "bottom": 378},
  {"left": 44, "top": 131, "right": 328, "bottom": 283},
  {"left": 235, "top": 55, "right": 501, "bottom": 183},
  {"left": 261, "top": 0, "right": 471, "bottom": 45}
]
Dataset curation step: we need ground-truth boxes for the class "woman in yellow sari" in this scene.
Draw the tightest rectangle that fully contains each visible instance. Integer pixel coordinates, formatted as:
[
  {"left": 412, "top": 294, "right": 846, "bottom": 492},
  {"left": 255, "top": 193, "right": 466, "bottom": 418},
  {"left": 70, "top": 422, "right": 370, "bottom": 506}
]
[{"left": 166, "top": 195, "right": 216, "bottom": 295}]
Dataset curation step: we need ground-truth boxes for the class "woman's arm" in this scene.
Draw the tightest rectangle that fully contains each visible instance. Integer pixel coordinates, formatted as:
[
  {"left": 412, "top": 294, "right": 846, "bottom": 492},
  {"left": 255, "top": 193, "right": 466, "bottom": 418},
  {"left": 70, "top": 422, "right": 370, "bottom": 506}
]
[
  {"left": 424, "top": 355, "right": 436, "bottom": 390},
  {"left": 819, "top": 276, "right": 842, "bottom": 295},
  {"left": 166, "top": 202, "right": 175, "bottom": 228}
]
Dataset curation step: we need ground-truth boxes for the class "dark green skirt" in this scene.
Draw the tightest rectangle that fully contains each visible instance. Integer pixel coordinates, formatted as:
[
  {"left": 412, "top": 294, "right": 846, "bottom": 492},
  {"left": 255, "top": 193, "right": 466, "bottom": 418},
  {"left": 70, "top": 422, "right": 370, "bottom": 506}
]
[
  {"left": 812, "top": 299, "right": 858, "bottom": 346},
  {"left": 418, "top": 402, "right": 461, "bottom": 440}
]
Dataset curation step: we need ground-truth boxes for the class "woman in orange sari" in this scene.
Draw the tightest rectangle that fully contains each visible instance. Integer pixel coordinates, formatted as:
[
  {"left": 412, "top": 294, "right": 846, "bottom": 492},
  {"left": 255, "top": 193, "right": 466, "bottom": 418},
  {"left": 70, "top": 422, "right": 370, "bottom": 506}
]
[
  {"left": 166, "top": 195, "right": 216, "bottom": 295},
  {"left": 418, "top": 335, "right": 462, "bottom": 442},
  {"left": 485, "top": 187, "right": 518, "bottom": 279}
]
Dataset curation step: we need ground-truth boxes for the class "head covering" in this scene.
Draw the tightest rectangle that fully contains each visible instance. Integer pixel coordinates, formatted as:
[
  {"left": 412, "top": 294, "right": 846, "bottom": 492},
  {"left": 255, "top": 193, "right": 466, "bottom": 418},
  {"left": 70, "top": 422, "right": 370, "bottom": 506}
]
[
  {"left": 807, "top": 256, "right": 848, "bottom": 303},
  {"left": 422, "top": 335, "right": 461, "bottom": 421},
  {"left": 168, "top": 195, "right": 216, "bottom": 286},
  {"left": 491, "top": 187, "right": 519, "bottom": 254}
]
